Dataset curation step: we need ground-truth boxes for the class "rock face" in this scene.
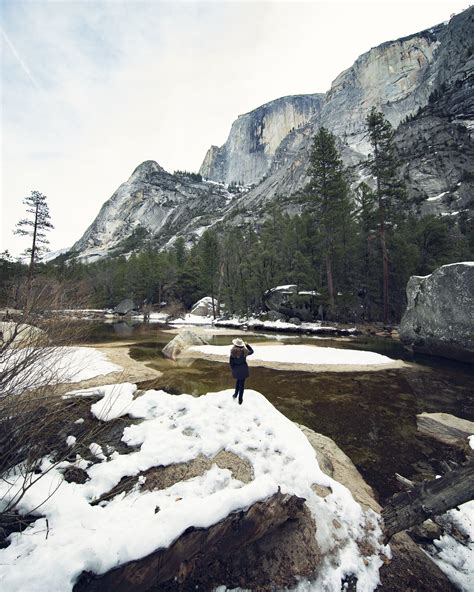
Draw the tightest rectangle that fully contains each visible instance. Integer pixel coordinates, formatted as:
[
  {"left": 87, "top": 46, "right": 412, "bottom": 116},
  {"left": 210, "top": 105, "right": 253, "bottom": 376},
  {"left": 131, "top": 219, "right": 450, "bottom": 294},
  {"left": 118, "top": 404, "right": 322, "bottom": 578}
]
[
  {"left": 71, "top": 162, "right": 230, "bottom": 261},
  {"left": 199, "top": 94, "right": 324, "bottom": 186},
  {"left": 162, "top": 330, "right": 209, "bottom": 361},
  {"left": 217, "top": 8, "right": 473, "bottom": 214},
  {"left": 399, "top": 262, "right": 474, "bottom": 362},
  {"left": 73, "top": 491, "right": 318, "bottom": 592},
  {"left": 70, "top": 8, "right": 473, "bottom": 260}
]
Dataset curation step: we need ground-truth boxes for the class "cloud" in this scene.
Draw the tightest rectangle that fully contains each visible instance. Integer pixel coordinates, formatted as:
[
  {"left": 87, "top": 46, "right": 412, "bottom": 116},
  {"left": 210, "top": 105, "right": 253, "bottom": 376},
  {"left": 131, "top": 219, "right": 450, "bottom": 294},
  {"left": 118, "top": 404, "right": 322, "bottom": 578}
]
[{"left": 1, "top": 0, "right": 471, "bottom": 255}]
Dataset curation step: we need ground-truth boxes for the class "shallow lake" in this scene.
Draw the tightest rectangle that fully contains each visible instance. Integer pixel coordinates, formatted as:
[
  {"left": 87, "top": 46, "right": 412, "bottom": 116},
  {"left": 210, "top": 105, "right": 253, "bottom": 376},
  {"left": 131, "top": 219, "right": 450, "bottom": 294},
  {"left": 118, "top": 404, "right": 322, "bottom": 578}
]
[{"left": 84, "top": 321, "right": 474, "bottom": 502}]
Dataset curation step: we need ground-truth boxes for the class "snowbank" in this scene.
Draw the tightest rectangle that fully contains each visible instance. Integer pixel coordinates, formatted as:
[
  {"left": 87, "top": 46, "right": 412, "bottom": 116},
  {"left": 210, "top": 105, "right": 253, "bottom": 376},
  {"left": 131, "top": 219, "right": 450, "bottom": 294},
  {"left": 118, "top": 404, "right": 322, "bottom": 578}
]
[
  {"left": 190, "top": 343, "right": 397, "bottom": 368},
  {"left": 0, "top": 387, "right": 386, "bottom": 591},
  {"left": 429, "top": 499, "right": 474, "bottom": 592},
  {"left": 0, "top": 347, "right": 122, "bottom": 394}
]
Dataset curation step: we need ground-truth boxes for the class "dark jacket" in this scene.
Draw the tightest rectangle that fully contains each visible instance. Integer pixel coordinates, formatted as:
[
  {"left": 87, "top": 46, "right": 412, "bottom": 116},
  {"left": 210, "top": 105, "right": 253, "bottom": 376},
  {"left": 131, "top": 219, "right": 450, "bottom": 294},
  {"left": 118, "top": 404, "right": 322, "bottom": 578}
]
[{"left": 229, "top": 344, "right": 254, "bottom": 379}]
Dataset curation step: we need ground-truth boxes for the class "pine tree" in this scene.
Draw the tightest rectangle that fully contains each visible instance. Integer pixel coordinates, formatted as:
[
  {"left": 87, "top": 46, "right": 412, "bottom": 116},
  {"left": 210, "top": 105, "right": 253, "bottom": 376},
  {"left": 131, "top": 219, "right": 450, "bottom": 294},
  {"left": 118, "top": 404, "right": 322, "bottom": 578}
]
[
  {"left": 366, "top": 108, "right": 405, "bottom": 324},
  {"left": 14, "top": 190, "right": 54, "bottom": 281},
  {"left": 307, "top": 127, "right": 352, "bottom": 314}
]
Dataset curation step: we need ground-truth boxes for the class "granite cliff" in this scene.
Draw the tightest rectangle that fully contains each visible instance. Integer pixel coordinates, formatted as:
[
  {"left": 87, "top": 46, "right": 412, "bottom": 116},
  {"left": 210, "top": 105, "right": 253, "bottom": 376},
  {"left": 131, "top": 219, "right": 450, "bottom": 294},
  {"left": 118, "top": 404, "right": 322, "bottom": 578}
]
[
  {"left": 70, "top": 8, "right": 473, "bottom": 260},
  {"left": 71, "top": 161, "right": 230, "bottom": 261},
  {"left": 199, "top": 94, "right": 324, "bottom": 186}
]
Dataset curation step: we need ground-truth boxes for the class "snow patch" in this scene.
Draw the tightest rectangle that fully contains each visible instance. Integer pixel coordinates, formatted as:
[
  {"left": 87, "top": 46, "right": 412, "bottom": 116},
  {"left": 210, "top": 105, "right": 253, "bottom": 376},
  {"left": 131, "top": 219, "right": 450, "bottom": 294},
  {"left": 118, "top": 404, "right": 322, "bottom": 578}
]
[
  {"left": 0, "top": 389, "right": 386, "bottom": 591},
  {"left": 191, "top": 344, "right": 395, "bottom": 366}
]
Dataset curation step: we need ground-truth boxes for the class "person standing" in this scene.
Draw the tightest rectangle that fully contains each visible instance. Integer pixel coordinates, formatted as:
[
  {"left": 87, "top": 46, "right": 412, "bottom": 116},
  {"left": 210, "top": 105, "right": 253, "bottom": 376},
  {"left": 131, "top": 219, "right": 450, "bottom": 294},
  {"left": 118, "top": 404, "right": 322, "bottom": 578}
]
[{"left": 229, "top": 338, "right": 254, "bottom": 405}]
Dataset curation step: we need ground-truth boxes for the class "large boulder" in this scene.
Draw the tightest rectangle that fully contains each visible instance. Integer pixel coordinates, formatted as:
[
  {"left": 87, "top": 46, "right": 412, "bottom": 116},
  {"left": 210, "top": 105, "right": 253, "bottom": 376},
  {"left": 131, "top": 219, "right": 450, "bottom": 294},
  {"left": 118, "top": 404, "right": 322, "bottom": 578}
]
[
  {"left": 190, "top": 296, "right": 217, "bottom": 316},
  {"left": 0, "top": 321, "right": 47, "bottom": 347},
  {"left": 73, "top": 491, "right": 318, "bottom": 592},
  {"left": 399, "top": 262, "right": 474, "bottom": 363},
  {"left": 162, "top": 330, "right": 208, "bottom": 360},
  {"left": 114, "top": 299, "right": 137, "bottom": 316}
]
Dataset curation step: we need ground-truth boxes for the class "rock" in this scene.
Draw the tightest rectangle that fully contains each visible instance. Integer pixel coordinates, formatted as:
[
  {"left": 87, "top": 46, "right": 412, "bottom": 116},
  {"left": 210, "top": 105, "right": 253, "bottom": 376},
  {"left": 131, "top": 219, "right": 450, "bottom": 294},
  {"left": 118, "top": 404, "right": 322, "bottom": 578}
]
[
  {"left": 409, "top": 519, "right": 442, "bottom": 544},
  {"left": 298, "top": 425, "right": 380, "bottom": 513},
  {"left": 114, "top": 299, "right": 136, "bottom": 316},
  {"left": 162, "top": 330, "right": 208, "bottom": 361},
  {"left": 63, "top": 466, "right": 89, "bottom": 484},
  {"left": 267, "top": 310, "right": 286, "bottom": 322},
  {"left": 73, "top": 491, "right": 318, "bottom": 592},
  {"left": 190, "top": 296, "right": 218, "bottom": 317},
  {"left": 416, "top": 412, "right": 474, "bottom": 450},
  {"left": 300, "top": 425, "right": 459, "bottom": 592},
  {"left": 0, "top": 321, "right": 47, "bottom": 347},
  {"left": 68, "top": 10, "right": 472, "bottom": 261},
  {"left": 289, "top": 317, "right": 302, "bottom": 326},
  {"left": 399, "top": 262, "right": 474, "bottom": 362},
  {"left": 199, "top": 94, "right": 323, "bottom": 186}
]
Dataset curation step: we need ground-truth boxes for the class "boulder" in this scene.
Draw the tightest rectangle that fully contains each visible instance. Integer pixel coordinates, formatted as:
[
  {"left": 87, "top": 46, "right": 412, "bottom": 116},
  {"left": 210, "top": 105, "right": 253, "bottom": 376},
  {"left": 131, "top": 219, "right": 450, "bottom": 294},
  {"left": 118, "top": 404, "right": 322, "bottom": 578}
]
[
  {"left": 190, "top": 297, "right": 217, "bottom": 316},
  {"left": 267, "top": 310, "right": 286, "bottom": 322},
  {"left": 162, "top": 330, "right": 208, "bottom": 361},
  {"left": 114, "top": 299, "right": 137, "bottom": 316},
  {"left": 289, "top": 317, "right": 302, "bottom": 326},
  {"left": 0, "top": 321, "right": 46, "bottom": 347},
  {"left": 399, "top": 262, "right": 474, "bottom": 362},
  {"left": 73, "top": 491, "right": 319, "bottom": 592}
]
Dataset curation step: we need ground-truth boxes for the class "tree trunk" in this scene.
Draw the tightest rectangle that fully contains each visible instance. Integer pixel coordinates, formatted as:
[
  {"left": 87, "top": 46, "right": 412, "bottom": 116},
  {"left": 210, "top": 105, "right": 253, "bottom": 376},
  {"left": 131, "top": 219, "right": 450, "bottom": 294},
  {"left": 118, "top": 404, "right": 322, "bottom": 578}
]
[
  {"left": 325, "top": 252, "right": 335, "bottom": 313},
  {"left": 382, "top": 461, "right": 474, "bottom": 542},
  {"left": 379, "top": 224, "right": 390, "bottom": 325}
]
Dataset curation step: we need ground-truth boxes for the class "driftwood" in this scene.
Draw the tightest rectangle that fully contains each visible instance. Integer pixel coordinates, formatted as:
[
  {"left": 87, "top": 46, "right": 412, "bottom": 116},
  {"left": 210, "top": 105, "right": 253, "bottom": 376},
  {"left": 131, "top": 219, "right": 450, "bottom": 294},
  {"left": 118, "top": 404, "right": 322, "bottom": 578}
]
[{"left": 382, "top": 461, "right": 474, "bottom": 542}]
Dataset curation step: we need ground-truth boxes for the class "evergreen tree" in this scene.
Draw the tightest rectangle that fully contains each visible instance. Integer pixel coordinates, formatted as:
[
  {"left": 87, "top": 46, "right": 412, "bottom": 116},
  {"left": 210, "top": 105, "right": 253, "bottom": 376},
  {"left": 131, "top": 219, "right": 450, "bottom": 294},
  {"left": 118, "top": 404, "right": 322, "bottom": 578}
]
[
  {"left": 366, "top": 108, "right": 406, "bottom": 323},
  {"left": 307, "top": 127, "right": 353, "bottom": 314},
  {"left": 14, "top": 190, "right": 54, "bottom": 281}
]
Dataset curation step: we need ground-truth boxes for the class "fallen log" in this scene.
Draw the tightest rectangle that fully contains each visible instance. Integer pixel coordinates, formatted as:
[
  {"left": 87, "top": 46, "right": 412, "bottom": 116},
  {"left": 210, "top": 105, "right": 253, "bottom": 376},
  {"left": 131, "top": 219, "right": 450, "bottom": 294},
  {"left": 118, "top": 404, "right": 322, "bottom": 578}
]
[{"left": 382, "top": 460, "right": 474, "bottom": 542}]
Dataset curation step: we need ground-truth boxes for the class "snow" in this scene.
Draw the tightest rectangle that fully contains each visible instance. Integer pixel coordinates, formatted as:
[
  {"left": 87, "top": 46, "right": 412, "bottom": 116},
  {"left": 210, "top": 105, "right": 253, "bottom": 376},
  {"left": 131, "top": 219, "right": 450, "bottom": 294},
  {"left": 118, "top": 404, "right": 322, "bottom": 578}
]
[
  {"left": 190, "top": 344, "right": 394, "bottom": 366},
  {"left": 0, "top": 347, "right": 122, "bottom": 394},
  {"left": 429, "top": 500, "right": 474, "bottom": 592},
  {"left": 426, "top": 191, "right": 448, "bottom": 201},
  {"left": 69, "top": 383, "right": 137, "bottom": 421},
  {"left": 169, "top": 313, "right": 215, "bottom": 326},
  {"left": 215, "top": 317, "right": 358, "bottom": 335},
  {"left": 0, "top": 387, "right": 386, "bottom": 592}
]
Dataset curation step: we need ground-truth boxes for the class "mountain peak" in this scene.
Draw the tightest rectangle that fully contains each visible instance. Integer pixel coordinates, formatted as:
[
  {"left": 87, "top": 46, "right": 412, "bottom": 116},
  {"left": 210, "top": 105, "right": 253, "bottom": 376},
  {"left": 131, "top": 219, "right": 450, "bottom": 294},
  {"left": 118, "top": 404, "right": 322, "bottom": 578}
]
[{"left": 131, "top": 160, "right": 165, "bottom": 179}]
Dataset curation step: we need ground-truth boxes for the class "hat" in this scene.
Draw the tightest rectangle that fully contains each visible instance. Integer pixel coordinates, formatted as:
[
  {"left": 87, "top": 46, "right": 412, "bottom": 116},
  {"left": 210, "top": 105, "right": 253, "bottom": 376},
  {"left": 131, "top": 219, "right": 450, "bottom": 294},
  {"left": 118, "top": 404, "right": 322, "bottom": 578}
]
[{"left": 232, "top": 338, "right": 245, "bottom": 347}]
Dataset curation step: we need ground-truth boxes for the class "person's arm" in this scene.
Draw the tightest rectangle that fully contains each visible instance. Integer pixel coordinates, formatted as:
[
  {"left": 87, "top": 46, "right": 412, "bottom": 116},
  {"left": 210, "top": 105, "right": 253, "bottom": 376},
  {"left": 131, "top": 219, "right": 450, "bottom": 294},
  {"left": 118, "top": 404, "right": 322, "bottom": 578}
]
[{"left": 245, "top": 343, "right": 254, "bottom": 355}]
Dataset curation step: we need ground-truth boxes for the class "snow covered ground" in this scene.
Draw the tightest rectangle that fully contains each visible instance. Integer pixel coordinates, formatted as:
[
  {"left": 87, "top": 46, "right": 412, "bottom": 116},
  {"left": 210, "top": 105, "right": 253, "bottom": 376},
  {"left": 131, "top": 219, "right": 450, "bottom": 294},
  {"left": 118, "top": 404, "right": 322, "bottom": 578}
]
[
  {"left": 0, "top": 387, "right": 387, "bottom": 591},
  {"left": 429, "top": 499, "right": 474, "bottom": 592},
  {"left": 425, "top": 434, "right": 474, "bottom": 592},
  {"left": 0, "top": 347, "right": 122, "bottom": 393},
  {"left": 190, "top": 343, "right": 398, "bottom": 367}
]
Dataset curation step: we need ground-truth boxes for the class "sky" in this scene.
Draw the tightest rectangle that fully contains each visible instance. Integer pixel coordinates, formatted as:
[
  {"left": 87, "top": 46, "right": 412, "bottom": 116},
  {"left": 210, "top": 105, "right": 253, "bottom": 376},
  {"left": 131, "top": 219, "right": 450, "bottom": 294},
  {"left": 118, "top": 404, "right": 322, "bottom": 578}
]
[{"left": 1, "top": 0, "right": 471, "bottom": 257}]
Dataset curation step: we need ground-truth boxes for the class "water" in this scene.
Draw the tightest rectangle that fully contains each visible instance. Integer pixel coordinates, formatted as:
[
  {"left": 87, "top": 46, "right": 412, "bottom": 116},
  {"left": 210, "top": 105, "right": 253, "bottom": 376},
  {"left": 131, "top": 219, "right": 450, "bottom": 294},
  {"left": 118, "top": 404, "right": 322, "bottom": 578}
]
[{"left": 84, "top": 320, "right": 474, "bottom": 502}]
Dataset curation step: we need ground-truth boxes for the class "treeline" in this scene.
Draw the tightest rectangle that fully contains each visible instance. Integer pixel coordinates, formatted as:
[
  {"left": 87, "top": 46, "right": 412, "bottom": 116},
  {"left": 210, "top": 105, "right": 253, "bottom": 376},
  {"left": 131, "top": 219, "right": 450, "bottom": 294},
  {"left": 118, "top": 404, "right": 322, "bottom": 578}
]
[
  {"left": 2, "top": 111, "right": 471, "bottom": 322},
  {"left": 1, "top": 208, "right": 468, "bottom": 322}
]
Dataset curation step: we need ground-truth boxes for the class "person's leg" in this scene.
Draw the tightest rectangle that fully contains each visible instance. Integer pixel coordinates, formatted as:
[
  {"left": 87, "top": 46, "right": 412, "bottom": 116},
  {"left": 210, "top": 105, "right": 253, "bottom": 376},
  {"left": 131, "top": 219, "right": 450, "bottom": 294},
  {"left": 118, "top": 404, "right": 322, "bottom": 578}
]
[
  {"left": 233, "top": 380, "right": 239, "bottom": 398},
  {"left": 238, "top": 379, "right": 245, "bottom": 404}
]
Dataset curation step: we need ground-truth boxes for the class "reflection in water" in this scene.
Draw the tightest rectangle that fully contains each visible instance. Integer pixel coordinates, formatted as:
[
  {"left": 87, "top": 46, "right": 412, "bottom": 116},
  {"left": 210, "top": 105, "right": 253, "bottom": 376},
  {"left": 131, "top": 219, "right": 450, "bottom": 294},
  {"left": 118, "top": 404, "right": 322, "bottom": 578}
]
[{"left": 84, "top": 321, "right": 474, "bottom": 502}]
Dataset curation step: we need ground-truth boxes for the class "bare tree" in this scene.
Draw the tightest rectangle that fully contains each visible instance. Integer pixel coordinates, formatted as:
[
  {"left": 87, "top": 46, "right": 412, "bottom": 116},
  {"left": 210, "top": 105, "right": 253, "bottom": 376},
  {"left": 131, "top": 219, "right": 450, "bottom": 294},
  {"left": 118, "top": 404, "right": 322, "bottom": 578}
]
[{"left": 0, "top": 280, "right": 121, "bottom": 537}]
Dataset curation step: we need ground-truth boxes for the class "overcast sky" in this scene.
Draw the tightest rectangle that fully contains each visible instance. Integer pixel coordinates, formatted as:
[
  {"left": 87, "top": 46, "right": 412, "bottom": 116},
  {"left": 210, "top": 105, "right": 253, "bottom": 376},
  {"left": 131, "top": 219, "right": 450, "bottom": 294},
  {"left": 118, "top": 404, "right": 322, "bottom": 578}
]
[{"left": 1, "top": 0, "right": 471, "bottom": 256}]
